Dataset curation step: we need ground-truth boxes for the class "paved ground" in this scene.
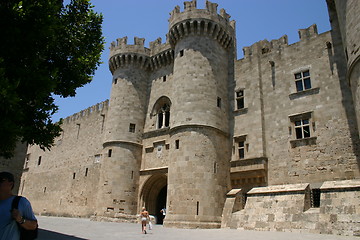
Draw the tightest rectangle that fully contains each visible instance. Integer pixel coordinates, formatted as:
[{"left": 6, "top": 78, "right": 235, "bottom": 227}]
[{"left": 36, "top": 216, "right": 358, "bottom": 240}]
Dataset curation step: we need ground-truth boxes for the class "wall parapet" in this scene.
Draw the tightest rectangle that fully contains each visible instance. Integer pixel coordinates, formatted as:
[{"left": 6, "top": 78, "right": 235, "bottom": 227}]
[
  {"left": 110, "top": 36, "right": 150, "bottom": 57},
  {"left": 62, "top": 99, "right": 109, "bottom": 124},
  {"left": 169, "top": 0, "right": 233, "bottom": 30},
  {"left": 241, "top": 24, "right": 330, "bottom": 60},
  {"left": 168, "top": 0, "right": 235, "bottom": 49}
]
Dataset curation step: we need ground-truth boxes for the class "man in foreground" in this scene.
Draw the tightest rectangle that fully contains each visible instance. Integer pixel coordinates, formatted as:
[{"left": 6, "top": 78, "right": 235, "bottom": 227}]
[{"left": 0, "top": 172, "right": 37, "bottom": 240}]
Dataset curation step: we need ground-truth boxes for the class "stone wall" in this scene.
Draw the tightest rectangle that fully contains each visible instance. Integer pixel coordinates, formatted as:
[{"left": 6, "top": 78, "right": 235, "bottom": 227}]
[
  {"left": 13, "top": 0, "right": 360, "bottom": 235},
  {"left": 227, "top": 180, "right": 360, "bottom": 236},
  {"left": 21, "top": 101, "right": 108, "bottom": 217},
  {"left": 233, "top": 26, "right": 359, "bottom": 187}
]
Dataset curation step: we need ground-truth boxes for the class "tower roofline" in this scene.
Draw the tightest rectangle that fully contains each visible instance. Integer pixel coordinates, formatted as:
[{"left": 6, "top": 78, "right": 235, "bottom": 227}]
[{"left": 168, "top": 0, "right": 235, "bottom": 33}]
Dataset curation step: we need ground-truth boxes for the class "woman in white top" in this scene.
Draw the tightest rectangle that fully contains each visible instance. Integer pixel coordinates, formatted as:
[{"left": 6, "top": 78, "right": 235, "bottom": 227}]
[{"left": 140, "top": 207, "right": 149, "bottom": 234}]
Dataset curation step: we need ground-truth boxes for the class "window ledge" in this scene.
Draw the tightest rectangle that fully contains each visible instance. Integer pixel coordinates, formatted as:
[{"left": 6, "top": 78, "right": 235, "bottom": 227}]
[
  {"left": 143, "top": 127, "right": 170, "bottom": 139},
  {"left": 290, "top": 136, "right": 317, "bottom": 148},
  {"left": 234, "top": 107, "right": 248, "bottom": 115},
  {"left": 289, "top": 87, "right": 320, "bottom": 100}
]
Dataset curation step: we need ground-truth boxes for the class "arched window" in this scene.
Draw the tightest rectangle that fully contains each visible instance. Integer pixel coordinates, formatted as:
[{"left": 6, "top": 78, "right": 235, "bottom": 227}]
[
  {"left": 152, "top": 96, "right": 171, "bottom": 129},
  {"left": 157, "top": 104, "right": 170, "bottom": 129}
]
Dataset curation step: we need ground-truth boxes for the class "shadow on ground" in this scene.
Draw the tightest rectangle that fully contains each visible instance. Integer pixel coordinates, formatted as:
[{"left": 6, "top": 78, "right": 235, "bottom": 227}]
[{"left": 37, "top": 229, "right": 88, "bottom": 240}]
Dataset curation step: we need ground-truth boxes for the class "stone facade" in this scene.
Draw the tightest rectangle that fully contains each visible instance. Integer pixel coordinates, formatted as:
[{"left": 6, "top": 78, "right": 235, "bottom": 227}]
[{"left": 11, "top": 0, "right": 360, "bottom": 236}]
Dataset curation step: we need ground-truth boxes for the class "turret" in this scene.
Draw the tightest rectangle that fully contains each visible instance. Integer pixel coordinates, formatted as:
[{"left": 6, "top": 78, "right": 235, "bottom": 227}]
[
  {"left": 326, "top": 0, "right": 360, "bottom": 137},
  {"left": 96, "top": 37, "right": 150, "bottom": 218},
  {"left": 164, "top": 0, "right": 235, "bottom": 228}
]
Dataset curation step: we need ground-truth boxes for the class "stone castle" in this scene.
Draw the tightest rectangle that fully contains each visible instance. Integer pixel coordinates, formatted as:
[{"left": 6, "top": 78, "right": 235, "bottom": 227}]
[{"left": 2, "top": 0, "right": 359, "bottom": 236}]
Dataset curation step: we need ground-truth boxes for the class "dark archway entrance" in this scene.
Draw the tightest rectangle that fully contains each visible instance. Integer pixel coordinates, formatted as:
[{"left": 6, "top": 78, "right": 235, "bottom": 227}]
[
  {"left": 155, "top": 185, "right": 167, "bottom": 224},
  {"left": 140, "top": 174, "right": 167, "bottom": 224}
]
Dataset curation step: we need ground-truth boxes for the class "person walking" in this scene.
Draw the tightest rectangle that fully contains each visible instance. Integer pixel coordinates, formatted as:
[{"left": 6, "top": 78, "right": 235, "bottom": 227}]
[
  {"left": 139, "top": 207, "right": 149, "bottom": 234},
  {"left": 0, "top": 172, "right": 37, "bottom": 240}
]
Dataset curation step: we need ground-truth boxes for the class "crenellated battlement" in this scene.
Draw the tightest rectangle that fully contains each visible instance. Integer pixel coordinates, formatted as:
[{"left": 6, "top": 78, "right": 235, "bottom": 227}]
[
  {"left": 62, "top": 100, "right": 109, "bottom": 124},
  {"left": 110, "top": 36, "right": 150, "bottom": 57},
  {"left": 298, "top": 24, "right": 318, "bottom": 40},
  {"left": 149, "top": 37, "right": 172, "bottom": 56},
  {"left": 109, "top": 36, "right": 175, "bottom": 73},
  {"left": 109, "top": 37, "right": 151, "bottom": 73},
  {"left": 169, "top": 0, "right": 232, "bottom": 28},
  {"left": 242, "top": 35, "right": 288, "bottom": 58},
  {"left": 168, "top": 0, "right": 235, "bottom": 49},
  {"left": 149, "top": 37, "right": 174, "bottom": 70},
  {"left": 242, "top": 24, "right": 323, "bottom": 59}
]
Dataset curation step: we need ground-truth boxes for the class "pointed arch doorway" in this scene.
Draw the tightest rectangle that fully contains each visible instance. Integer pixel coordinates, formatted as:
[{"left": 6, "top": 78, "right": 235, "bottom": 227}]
[{"left": 140, "top": 174, "right": 167, "bottom": 224}]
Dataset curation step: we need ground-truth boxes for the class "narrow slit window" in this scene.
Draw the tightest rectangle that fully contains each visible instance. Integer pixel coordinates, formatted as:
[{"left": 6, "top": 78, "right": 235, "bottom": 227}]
[
  {"left": 101, "top": 114, "right": 105, "bottom": 133},
  {"left": 38, "top": 156, "right": 42, "bottom": 166},
  {"left": 73, "top": 173, "right": 76, "bottom": 179},
  {"left": 163, "top": 76, "right": 167, "bottom": 82},
  {"left": 217, "top": 97, "right": 221, "bottom": 108},
  {"left": 196, "top": 201, "right": 199, "bottom": 215},
  {"left": 175, "top": 140, "right": 180, "bottom": 149},
  {"left": 108, "top": 149, "right": 112, "bottom": 157},
  {"left": 76, "top": 123, "right": 81, "bottom": 139},
  {"left": 85, "top": 168, "right": 88, "bottom": 177}
]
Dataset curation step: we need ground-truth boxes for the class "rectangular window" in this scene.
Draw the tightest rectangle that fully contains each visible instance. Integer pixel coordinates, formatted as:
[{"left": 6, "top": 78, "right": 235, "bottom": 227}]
[
  {"left": 295, "top": 119, "right": 310, "bottom": 139},
  {"left": 85, "top": 168, "right": 88, "bottom": 177},
  {"left": 311, "top": 189, "right": 321, "bottom": 208},
  {"left": 129, "top": 123, "right": 136, "bottom": 133},
  {"left": 233, "top": 135, "right": 247, "bottom": 160},
  {"left": 235, "top": 90, "right": 244, "bottom": 109},
  {"left": 108, "top": 149, "right": 112, "bottom": 157},
  {"left": 163, "top": 76, "right": 167, "bottom": 82},
  {"left": 295, "top": 70, "right": 311, "bottom": 92},
  {"left": 289, "top": 112, "right": 314, "bottom": 144},
  {"left": 179, "top": 50, "right": 184, "bottom": 57},
  {"left": 73, "top": 173, "right": 76, "bottom": 179},
  {"left": 238, "top": 141, "right": 245, "bottom": 159},
  {"left": 175, "top": 140, "right": 180, "bottom": 149}
]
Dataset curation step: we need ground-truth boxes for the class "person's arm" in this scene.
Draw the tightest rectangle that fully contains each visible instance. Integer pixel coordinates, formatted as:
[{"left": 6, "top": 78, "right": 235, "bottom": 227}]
[{"left": 12, "top": 209, "right": 38, "bottom": 230}]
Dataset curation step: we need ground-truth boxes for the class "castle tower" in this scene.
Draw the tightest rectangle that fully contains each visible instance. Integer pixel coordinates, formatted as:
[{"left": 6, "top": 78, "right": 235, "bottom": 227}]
[
  {"left": 96, "top": 37, "right": 150, "bottom": 217},
  {"left": 164, "top": 0, "right": 235, "bottom": 228},
  {"left": 326, "top": 0, "right": 360, "bottom": 136}
]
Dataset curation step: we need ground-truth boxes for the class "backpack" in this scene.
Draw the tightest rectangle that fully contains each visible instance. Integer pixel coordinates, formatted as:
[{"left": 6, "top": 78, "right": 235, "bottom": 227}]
[{"left": 11, "top": 196, "right": 38, "bottom": 240}]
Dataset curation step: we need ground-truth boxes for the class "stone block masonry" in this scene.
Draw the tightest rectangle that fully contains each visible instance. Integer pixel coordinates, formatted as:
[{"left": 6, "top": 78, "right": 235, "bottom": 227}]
[{"left": 15, "top": 0, "right": 360, "bottom": 236}]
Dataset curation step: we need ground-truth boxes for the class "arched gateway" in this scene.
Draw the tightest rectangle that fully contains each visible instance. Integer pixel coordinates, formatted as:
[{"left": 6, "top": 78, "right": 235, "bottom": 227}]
[{"left": 139, "top": 174, "right": 167, "bottom": 224}]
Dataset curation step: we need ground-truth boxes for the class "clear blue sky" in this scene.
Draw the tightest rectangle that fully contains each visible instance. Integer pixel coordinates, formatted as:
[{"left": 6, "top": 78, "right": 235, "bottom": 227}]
[{"left": 52, "top": 0, "right": 331, "bottom": 122}]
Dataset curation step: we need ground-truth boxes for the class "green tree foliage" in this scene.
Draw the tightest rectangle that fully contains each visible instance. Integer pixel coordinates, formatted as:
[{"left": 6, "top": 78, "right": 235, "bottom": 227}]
[{"left": 0, "top": 0, "right": 104, "bottom": 158}]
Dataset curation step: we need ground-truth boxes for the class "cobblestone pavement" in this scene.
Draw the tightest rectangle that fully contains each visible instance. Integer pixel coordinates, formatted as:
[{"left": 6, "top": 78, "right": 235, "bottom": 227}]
[{"left": 36, "top": 216, "right": 358, "bottom": 240}]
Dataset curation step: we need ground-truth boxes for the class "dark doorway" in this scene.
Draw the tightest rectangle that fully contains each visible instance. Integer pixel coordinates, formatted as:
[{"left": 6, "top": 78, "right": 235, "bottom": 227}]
[{"left": 155, "top": 185, "right": 167, "bottom": 224}]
